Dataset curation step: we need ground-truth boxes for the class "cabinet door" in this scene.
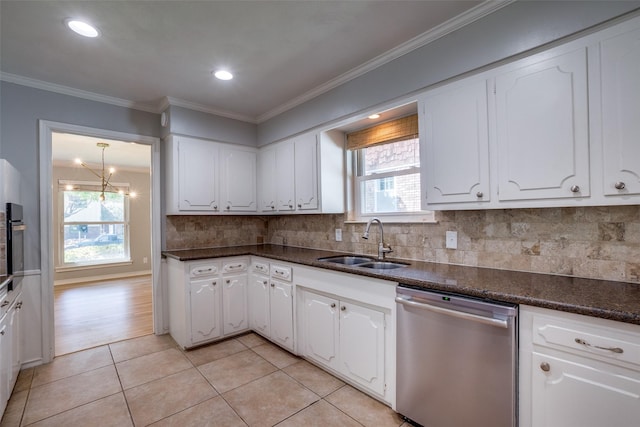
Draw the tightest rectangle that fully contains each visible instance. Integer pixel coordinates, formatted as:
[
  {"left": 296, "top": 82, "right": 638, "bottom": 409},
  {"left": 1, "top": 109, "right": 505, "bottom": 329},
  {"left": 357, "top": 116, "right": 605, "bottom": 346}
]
[
  {"left": 177, "top": 137, "right": 219, "bottom": 211},
  {"left": 9, "top": 299, "right": 20, "bottom": 393},
  {"left": 248, "top": 274, "right": 271, "bottom": 337},
  {"left": 258, "top": 147, "right": 277, "bottom": 212},
  {"left": 270, "top": 280, "right": 294, "bottom": 351},
  {"left": 294, "top": 134, "right": 319, "bottom": 210},
  {"left": 222, "top": 275, "right": 249, "bottom": 335},
  {"left": 0, "top": 316, "right": 9, "bottom": 415},
  {"left": 189, "top": 278, "right": 222, "bottom": 345},
  {"left": 495, "top": 47, "right": 590, "bottom": 201},
  {"left": 275, "top": 141, "right": 295, "bottom": 211},
  {"left": 221, "top": 147, "right": 257, "bottom": 212},
  {"left": 600, "top": 26, "right": 640, "bottom": 196},
  {"left": 531, "top": 351, "right": 640, "bottom": 427},
  {"left": 302, "top": 291, "right": 339, "bottom": 370},
  {"left": 339, "top": 301, "right": 385, "bottom": 396},
  {"left": 422, "top": 78, "right": 490, "bottom": 205}
]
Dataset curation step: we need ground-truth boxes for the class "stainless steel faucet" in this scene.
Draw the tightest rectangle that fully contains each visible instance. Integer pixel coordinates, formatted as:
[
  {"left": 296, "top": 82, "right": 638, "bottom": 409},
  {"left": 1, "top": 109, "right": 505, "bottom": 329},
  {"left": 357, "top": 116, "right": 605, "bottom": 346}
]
[{"left": 362, "top": 217, "right": 393, "bottom": 259}]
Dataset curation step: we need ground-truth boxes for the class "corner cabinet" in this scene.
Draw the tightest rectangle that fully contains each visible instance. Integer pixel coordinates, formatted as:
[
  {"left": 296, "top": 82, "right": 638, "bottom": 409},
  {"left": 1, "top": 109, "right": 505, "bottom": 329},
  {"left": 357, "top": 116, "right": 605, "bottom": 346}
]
[
  {"left": 248, "top": 259, "right": 295, "bottom": 352},
  {"left": 519, "top": 305, "right": 640, "bottom": 427},
  {"left": 165, "top": 135, "right": 257, "bottom": 215},
  {"left": 167, "top": 257, "right": 249, "bottom": 349},
  {"left": 257, "top": 130, "right": 344, "bottom": 214}
]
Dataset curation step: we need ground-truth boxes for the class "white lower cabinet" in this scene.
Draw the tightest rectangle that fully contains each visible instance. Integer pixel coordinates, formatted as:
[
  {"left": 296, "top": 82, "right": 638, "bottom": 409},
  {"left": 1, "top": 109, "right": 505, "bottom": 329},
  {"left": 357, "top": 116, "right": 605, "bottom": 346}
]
[
  {"left": 248, "top": 260, "right": 295, "bottom": 352},
  {"left": 0, "top": 288, "right": 22, "bottom": 418},
  {"left": 296, "top": 266, "right": 395, "bottom": 406},
  {"left": 520, "top": 305, "right": 640, "bottom": 427},
  {"left": 167, "top": 257, "right": 249, "bottom": 349}
]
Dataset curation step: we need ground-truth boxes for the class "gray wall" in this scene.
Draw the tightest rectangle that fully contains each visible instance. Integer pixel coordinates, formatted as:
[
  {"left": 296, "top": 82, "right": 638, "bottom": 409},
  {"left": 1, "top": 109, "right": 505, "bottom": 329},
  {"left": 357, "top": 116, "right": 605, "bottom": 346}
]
[
  {"left": 165, "top": 105, "right": 257, "bottom": 146},
  {"left": 52, "top": 166, "right": 152, "bottom": 282},
  {"left": 0, "top": 81, "right": 159, "bottom": 271},
  {"left": 257, "top": 1, "right": 640, "bottom": 145}
]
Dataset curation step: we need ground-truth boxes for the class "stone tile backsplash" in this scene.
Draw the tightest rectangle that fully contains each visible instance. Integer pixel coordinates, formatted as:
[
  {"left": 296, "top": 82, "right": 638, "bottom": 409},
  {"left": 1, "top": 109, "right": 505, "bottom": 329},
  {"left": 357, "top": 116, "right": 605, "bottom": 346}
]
[{"left": 166, "top": 205, "right": 640, "bottom": 283}]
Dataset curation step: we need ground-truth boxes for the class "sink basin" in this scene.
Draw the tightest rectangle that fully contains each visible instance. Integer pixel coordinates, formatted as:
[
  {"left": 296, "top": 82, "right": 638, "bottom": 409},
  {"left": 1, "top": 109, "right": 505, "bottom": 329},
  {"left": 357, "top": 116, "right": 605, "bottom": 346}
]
[
  {"left": 317, "top": 255, "right": 375, "bottom": 265},
  {"left": 358, "top": 261, "right": 409, "bottom": 270}
]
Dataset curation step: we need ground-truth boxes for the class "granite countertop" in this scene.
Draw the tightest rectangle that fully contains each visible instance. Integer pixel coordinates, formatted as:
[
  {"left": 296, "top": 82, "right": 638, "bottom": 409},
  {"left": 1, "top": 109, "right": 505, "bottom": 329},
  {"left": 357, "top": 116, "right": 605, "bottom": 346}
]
[
  {"left": 162, "top": 244, "right": 640, "bottom": 326},
  {"left": 0, "top": 274, "right": 12, "bottom": 293}
]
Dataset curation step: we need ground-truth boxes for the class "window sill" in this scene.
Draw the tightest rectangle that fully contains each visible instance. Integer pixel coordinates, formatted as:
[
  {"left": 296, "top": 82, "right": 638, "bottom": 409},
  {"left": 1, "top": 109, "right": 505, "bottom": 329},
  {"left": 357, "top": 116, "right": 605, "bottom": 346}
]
[
  {"left": 345, "top": 212, "right": 437, "bottom": 224},
  {"left": 55, "top": 260, "right": 133, "bottom": 273}
]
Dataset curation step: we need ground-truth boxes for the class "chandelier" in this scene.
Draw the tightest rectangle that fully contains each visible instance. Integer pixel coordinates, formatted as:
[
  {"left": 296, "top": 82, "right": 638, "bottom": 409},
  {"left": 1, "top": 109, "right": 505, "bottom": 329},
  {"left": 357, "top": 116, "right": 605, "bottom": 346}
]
[{"left": 74, "top": 142, "right": 136, "bottom": 201}]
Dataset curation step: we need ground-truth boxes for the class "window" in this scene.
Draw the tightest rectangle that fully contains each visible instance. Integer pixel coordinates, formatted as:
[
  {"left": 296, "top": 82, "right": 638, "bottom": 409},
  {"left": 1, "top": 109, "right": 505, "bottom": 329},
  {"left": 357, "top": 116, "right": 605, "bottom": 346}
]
[
  {"left": 356, "top": 138, "right": 421, "bottom": 214},
  {"left": 347, "top": 113, "right": 431, "bottom": 220},
  {"left": 59, "top": 183, "right": 130, "bottom": 268}
]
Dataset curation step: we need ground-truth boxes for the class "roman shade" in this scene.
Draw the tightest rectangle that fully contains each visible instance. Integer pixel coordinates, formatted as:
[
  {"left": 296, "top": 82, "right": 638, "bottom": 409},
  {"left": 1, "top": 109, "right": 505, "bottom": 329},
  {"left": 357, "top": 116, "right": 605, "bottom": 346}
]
[{"left": 346, "top": 114, "right": 418, "bottom": 150}]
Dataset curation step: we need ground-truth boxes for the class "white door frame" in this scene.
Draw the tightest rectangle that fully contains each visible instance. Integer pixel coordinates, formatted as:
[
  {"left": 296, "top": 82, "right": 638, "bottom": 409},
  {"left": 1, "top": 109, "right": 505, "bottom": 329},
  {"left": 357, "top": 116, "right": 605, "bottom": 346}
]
[{"left": 39, "top": 120, "right": 163, "bottom": 363}]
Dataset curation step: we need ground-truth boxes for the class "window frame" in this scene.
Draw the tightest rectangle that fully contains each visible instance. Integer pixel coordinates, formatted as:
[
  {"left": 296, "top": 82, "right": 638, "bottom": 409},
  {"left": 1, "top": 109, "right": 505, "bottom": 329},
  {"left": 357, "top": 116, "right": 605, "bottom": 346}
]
[
  {"left": 350, "top": 138, "right": 434, "bottom": 223},
  {"left": 57, "top": 180, "right": 132, "bottom": 271}
]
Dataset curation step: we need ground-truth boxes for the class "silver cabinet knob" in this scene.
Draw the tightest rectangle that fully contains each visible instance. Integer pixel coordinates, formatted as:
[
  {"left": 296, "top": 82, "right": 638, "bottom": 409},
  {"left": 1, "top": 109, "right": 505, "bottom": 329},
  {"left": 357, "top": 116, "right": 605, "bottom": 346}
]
[
  {"left": 226, "top": 206, "right": 230, "bottom": 210},
  {"left": 213, "top": 205, "right": 218, "bottom": 210},
  {"left": 289, "top": 204, "right": 293, "bottom": 208},
  {"left": 262, "top": 280, "right": 268, "bottom": 285},
  {"left": 330, "top": 303, "right": 336, "bottom": 308},
  {"left": 270, "top": 283, "right": 275, "bottom": 288},
  {"left": 341, "top": 306, "right": 346, "bottom": 311},
  {"left": 615, "top": 181, "right": 626, "bottom": 190},
  {"left": 297, "top": 204, "right": 302, "bottom": 208},
  {"left": 570, "top": 185, "right": 580, "bottom": 193},
  {"left": 212, "top": 281, "right": 217, "bottom": 286},
  {"left": 540, "top": 362, "right": 550, "bottom": 372},
  {"left": 226, "top": 279, "right": 230, "bottom": 284},
  {"left": 476, "top": 191, "right": 483, "bottom": 198}
]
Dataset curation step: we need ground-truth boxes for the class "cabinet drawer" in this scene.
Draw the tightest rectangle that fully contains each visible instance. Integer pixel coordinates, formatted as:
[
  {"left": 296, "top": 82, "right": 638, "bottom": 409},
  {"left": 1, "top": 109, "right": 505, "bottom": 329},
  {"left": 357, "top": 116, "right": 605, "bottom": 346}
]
[
  {"left": 189, "top": 262, "right": 219, "bottom": 278},
  {"left": 251, "top": 261, "right": 270, "bottom": 275},
  {"left": 223, "top": 259, "right": 248, "bottom": 274},
  {"left": 532, "top": 314, "right": 640, "bottom": 368},
  {"left": 271, "top": 264, "right": 292, "bottom": 282}
]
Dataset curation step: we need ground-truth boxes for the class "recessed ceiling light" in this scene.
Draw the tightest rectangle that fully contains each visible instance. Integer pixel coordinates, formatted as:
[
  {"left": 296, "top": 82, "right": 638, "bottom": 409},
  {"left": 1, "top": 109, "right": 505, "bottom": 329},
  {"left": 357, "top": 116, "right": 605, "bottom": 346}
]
[
  {"left": 66, "top": 19, "right": 99, "bottom": 38},
  {"left": 214, "top": 70, "right": 234, "bottom": 81},
  {"left": 368, "top": 114, "right": 381, "bottom": 119}
]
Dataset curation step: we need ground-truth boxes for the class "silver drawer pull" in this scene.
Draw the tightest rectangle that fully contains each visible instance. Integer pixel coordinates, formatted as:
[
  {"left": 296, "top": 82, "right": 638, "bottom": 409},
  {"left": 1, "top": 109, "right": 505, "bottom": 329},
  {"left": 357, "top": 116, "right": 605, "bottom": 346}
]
[{"left": 575, "top": 338, "right": 624, "bottom": 354}]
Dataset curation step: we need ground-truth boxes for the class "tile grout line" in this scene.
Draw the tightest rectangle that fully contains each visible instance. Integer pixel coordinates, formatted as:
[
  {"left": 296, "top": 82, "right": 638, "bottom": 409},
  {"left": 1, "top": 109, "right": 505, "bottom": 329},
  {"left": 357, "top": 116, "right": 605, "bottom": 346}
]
[{"left": 107, "top": 342, "right": 136, "bottom": 427}]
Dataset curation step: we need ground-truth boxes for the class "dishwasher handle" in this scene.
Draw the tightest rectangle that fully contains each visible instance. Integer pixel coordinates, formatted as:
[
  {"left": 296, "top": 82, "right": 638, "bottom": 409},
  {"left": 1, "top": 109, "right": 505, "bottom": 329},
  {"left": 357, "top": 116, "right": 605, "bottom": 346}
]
[{"left": 395, "top": 296, "right": 510, "bottom": 329}]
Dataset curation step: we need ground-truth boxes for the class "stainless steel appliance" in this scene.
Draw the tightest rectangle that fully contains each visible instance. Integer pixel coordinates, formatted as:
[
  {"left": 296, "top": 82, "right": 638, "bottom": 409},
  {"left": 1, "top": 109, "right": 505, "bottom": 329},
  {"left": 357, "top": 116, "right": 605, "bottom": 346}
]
[
  {"left": 396, "top": 285, "right": 518, "bottom": 427},
  {"left": 6, "top": 203, "right": 25, "bottom": 289}
]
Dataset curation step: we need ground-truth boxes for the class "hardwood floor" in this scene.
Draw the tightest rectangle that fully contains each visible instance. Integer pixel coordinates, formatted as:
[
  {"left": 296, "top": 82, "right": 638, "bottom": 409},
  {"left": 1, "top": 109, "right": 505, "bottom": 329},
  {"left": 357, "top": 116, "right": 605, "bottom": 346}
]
[{"left": 54, "top": 275, "right": 153, "bottom": 356}]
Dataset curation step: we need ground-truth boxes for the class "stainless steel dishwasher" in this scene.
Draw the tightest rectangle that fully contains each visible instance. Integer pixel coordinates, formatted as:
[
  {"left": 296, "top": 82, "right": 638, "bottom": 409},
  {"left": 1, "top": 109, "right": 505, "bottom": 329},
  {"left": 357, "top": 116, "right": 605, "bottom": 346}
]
[{"left": 396, "top": 285, "right": 518, "bottom": 427}]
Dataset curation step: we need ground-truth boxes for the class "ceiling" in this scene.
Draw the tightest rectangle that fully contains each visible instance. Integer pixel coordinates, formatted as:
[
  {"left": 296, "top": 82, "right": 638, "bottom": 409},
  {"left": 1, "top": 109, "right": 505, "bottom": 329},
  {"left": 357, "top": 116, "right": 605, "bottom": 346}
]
[
  {"left": 52, "top": 133, "right": 151, "bottom": 171},
  {"left": 0, "top": 0, "right": 494, "bottom": 123}
]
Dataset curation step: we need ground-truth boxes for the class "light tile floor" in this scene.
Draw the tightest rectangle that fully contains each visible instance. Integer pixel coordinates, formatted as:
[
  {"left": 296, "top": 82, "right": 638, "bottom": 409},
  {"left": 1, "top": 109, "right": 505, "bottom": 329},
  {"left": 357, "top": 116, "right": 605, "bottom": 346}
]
[{"left": 1, "top": 333, "right": 409, "bottom": 427}]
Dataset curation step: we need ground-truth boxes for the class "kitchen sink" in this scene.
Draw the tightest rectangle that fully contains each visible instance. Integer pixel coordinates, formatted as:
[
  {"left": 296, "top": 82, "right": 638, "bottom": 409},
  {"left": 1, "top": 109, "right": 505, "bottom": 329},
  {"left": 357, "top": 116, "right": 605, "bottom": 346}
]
[
  {"left": 317, "top": 255, "right": 375, "bottom": 265},
  {"left": 357, "top": 261, "right": 409, "bottom": 270}
]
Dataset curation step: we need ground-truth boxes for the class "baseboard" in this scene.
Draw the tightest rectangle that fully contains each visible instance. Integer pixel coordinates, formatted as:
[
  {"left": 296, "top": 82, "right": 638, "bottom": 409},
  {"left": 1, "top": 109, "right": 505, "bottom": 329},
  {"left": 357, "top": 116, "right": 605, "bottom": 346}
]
[{"left": 54, "top": 270, "right": 152, "bottom": 286}]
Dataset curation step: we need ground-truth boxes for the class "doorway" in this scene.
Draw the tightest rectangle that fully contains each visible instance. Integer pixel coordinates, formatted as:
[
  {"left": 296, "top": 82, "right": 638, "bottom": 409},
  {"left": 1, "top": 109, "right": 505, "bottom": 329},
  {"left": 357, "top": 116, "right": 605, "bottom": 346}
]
[
  {"left": 51, "top": 133, "right": 152, "bottom": 355},
  {"left": 40, "top": 121, "right": 162, "bottom": 362}
]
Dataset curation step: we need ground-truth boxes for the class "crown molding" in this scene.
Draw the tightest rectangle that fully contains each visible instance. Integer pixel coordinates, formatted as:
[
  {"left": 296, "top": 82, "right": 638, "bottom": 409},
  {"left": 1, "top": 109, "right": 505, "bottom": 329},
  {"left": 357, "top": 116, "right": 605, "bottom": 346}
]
[
  {"left": 162, "top": 96, "right": 257, "bottom": 124},
  {"left": 0, "top": 72, "right": 160, "bottom": 113},
  {"left": 256, "top": 0, "right": 515, "bottom": 123}
]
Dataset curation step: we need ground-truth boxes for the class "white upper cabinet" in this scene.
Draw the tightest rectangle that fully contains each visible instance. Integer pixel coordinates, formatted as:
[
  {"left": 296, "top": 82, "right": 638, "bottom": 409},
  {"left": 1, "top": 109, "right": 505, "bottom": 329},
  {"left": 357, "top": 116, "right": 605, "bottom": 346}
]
[
  {"left": 165, "top": 135, "right": 256, "bottom": 215},
  {"left": 258, "top": 130, "right": 344, "bottom": 214},
  {"left": 494, "top": 46, "right": 590, "bottom": 202},
  {"left": 597, "top": 23, "right": 640, "bottom": 197},
  {"left": 421, "top": 77, "right": 490, "bottom": 207},
  {"left": 294, "top": 133, "right": 319, "bottom": 210},
  {"left": 419, "top": 15, "right": 640, "bottom": 210},
  {"left": 275, "top": 140, "right": 296, "bottom": 211},
  {"left": 173, "top": 136, "right": 220, "bottom": 212},
  {"left": 220, "top": 146, "right": 257, "bottom": 212}
]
